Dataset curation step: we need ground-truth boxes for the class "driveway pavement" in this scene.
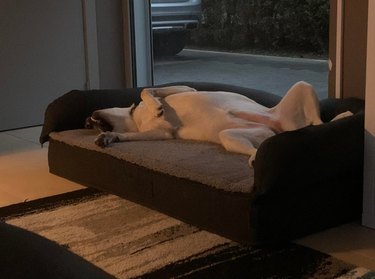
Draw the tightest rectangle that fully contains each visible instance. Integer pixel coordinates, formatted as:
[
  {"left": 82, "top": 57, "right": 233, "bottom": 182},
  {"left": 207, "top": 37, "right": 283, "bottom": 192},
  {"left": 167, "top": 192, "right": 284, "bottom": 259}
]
[{"left": 154, "top": 49, "right": 329, "bottom": 99}]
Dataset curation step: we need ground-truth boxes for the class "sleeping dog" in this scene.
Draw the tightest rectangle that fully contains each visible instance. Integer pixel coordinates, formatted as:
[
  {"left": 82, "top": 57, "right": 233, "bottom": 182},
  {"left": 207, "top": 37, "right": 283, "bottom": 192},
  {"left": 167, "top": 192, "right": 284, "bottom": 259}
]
[{"left": 86, "top": 81, "right": 352, "bottom": 165}]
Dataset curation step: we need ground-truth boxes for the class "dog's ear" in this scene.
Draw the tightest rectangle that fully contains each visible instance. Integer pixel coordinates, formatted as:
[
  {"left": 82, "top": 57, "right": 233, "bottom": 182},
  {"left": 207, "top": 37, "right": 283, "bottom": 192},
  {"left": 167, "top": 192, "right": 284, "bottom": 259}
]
[{"left": 130, "top": 103, "right": 136, "bottom": 115}]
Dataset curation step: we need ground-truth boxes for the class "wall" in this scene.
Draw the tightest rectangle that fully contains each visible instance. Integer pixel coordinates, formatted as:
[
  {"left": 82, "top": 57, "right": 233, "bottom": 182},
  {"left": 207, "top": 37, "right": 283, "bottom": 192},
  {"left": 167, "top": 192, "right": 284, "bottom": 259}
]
[
  {"left": 95, "top": 0, "right": 125, "bottom": 89},
  {"left": 363, "top": 0, "right": 375, "bottom": 228},
  {"left": 0, "top": 0, "right": 126, "bottom": 131},
  {"left": 0, "top": 0, "right": 87, "bottom": 130},
  {"left": 341, "top": 0, "right": 369, "bottom": 99}
]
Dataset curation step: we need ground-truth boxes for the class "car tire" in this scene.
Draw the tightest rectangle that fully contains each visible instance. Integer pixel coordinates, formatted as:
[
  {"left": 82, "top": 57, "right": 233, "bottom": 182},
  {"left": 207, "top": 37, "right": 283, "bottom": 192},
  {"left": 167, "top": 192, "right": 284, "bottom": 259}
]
[{"left": 153, "top": 30, "right": 188, "bottom": 57}]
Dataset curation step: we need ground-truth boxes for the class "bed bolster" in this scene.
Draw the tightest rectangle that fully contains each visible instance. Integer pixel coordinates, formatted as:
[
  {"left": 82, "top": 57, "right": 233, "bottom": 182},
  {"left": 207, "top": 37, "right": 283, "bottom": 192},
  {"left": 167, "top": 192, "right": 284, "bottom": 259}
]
[
  {"left": 319, "top": 97, "right": 365, "bottom": 122},
  {"left": 253, "top": 111, "right": 364, "bottom": 197},
  {"left": 40, "top": 89, "right": 142, "bottom": 144},
  {"left": 39, "top": 82, "right": 281, "bottom": 145}
]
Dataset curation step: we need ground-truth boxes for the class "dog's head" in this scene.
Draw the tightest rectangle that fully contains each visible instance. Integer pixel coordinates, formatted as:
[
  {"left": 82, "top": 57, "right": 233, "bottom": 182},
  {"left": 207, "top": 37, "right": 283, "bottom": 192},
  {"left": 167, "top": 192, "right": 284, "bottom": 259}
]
[{"left": 85, "top": 104, "right": 137, "bottom": 133}]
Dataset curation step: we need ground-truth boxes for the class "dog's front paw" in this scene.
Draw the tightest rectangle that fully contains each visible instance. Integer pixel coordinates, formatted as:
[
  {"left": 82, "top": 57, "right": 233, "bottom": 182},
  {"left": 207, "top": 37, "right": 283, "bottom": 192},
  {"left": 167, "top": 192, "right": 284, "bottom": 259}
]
[{"left": 95, "top": 132, "right": 119, "bottom": 147}]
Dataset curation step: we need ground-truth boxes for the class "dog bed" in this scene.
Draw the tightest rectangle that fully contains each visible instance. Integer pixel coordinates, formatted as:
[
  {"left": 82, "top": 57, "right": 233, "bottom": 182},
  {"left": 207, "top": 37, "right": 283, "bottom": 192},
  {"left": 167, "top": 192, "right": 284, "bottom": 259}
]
[{"left": 40, "top": 82, "right": 364, "bottom": 244}]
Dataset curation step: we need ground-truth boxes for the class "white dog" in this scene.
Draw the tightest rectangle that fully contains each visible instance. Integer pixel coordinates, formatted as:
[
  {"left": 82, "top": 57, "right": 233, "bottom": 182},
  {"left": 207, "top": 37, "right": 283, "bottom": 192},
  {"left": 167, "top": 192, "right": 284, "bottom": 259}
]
[{"left": 86, "top": 81, "right": 352, "bottom": 165}]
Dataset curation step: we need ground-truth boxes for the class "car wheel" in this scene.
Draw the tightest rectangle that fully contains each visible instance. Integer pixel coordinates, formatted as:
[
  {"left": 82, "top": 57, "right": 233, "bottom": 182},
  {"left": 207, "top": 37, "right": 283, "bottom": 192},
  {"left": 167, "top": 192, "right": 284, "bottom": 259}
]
[{"left": 153, "top": 31, "right": 188, "bottom": 57}]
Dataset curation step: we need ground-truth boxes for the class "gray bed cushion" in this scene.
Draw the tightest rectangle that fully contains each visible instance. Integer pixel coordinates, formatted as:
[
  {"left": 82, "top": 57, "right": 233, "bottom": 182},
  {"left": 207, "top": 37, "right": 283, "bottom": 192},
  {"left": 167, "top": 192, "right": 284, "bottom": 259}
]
[{"left": 50, "top": 130, "right": 254, "bottom": 193}]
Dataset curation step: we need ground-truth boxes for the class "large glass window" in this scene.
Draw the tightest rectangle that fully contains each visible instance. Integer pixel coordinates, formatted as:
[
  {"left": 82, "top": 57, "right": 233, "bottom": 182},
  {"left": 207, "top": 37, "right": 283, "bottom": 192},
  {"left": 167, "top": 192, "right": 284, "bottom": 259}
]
[{"left": 150, "top": 0, "right": 329, "bottom": 99}]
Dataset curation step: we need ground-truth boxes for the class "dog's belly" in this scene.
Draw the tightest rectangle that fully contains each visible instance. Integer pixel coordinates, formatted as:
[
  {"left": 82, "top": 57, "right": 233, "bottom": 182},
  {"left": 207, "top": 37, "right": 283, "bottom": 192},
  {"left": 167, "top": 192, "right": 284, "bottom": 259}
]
[
  {"left": 162, "top": 91, "right": 275, "bottom": 142},
  {"left": 164, "top": 91, "right": 271, "bottom": 117}
]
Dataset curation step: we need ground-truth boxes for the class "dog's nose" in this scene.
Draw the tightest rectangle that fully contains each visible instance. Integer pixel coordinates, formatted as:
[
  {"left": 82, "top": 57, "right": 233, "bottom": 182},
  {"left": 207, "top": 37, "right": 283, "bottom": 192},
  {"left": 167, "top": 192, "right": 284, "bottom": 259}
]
[{"left": 85, "top": 117, "right": 94, "bottom": 129}]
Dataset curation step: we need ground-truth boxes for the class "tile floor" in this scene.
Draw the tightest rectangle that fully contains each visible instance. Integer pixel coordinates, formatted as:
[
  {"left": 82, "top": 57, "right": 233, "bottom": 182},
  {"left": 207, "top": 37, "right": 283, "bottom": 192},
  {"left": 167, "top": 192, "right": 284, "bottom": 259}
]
[
  {"left": 1, "top": 126, "right": 375, "bottom": 270},
  {"left": 0, "top": 126, "right": 84, "bottom": 207}
]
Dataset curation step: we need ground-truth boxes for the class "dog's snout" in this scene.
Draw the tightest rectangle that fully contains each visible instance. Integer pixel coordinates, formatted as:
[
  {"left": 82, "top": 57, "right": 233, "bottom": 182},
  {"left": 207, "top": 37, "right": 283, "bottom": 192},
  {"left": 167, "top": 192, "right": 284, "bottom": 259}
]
[
  {"left": 84, "top": 114, "right": 113, "bottom": 132},
  {"left": 85, "top": 117, "right": 94, "bottom": 129}
]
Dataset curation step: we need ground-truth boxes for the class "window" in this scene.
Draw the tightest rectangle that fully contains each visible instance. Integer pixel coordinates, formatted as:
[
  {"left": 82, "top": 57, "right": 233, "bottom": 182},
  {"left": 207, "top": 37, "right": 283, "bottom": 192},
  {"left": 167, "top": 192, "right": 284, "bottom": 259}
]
[{"left": 151, "top": 0, "right": 329, "bottom": 99}]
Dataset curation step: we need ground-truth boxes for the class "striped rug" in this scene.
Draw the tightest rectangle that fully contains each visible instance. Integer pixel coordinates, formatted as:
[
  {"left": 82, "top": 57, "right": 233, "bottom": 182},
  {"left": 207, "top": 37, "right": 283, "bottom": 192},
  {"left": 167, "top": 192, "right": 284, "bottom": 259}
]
[{"left": 4, "top": 191, "right": 374, "bottom": 279}]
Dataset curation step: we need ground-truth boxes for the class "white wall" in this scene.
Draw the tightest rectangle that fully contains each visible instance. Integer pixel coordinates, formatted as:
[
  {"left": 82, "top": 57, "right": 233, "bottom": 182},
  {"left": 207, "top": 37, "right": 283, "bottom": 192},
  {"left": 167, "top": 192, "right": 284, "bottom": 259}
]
[{"left": 362, "top": 0, "right": 375, "bottom": 228}]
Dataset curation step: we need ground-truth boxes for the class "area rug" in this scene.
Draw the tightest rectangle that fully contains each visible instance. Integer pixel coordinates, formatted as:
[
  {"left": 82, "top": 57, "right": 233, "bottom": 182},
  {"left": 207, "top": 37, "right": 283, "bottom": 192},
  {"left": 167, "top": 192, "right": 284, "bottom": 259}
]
[{"left": 2, "top": 190, "right": 374, "bottom": 279}]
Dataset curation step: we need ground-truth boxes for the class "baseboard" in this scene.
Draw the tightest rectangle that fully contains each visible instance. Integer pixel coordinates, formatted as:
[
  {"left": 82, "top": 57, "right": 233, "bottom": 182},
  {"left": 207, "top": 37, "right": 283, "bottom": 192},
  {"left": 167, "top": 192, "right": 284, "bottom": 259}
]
[{"left": 362, "top": 213, "right": 375, "bottom": 229}]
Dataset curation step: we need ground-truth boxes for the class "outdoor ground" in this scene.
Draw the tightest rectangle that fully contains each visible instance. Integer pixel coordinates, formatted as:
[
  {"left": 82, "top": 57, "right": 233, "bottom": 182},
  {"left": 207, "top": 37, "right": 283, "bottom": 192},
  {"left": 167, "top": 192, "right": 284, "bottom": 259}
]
[{"left": 154, "top": 49, "right": 329, "bottom": 99}]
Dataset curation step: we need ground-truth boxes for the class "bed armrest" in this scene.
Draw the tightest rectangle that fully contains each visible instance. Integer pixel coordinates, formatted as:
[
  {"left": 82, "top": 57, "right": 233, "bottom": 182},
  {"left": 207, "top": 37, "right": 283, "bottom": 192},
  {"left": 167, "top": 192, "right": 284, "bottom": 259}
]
[
  {"left": 253, "top": 112, "right": 364, "bottom": 197},
  {"left": 320, "top": 97, "right": 365, "bottom": 122},
  {"left": 40, "top": 89, "right": 142, "bottom": 144}
]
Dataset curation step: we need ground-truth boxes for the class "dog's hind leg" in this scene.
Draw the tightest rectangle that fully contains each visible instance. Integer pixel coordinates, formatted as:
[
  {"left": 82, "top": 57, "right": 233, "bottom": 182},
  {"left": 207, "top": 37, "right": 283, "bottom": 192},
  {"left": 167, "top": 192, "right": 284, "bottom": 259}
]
[
  {"left": 219, "top": 128, "right": 275, "bottom": 166},
  {"left": 269, "top": 81, "right": 323, "bottom": 131}
]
